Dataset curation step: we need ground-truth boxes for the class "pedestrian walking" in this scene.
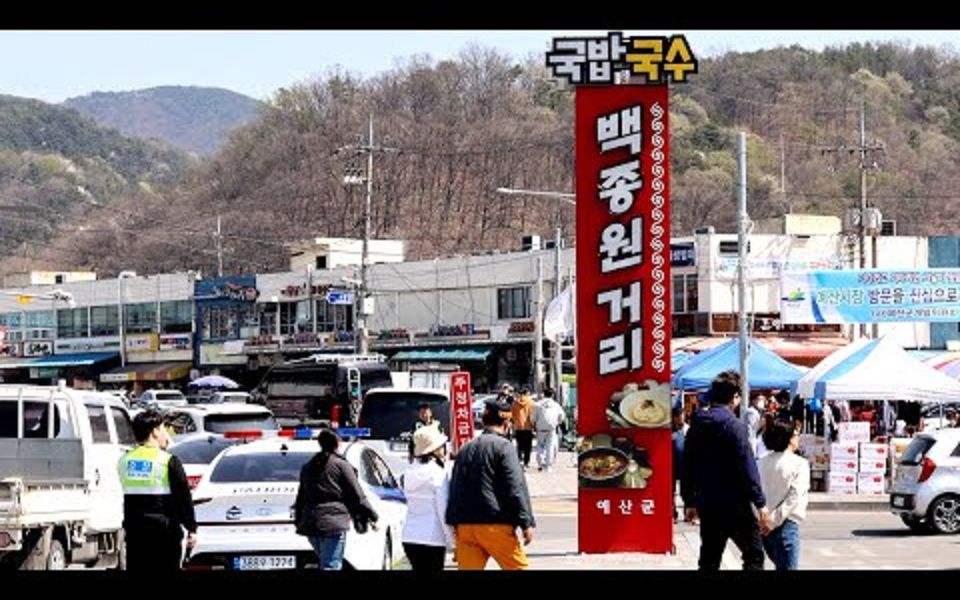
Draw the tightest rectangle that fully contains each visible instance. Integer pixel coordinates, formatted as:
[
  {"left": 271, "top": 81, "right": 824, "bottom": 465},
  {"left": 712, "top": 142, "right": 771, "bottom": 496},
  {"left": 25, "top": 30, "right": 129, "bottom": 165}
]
[
  {"left": 118, "top": 410, "right": 197, "bottom": 571},
  {"left": 681, "top": 370, "right": 770, "bottom": 571},
  {"left": 294, "top": 428, "right": 379, "bottom": 570},
  {"left": 401, "top": 425, "right": 455, "bottom": 572},
  {"left": 511, "top": 386, "right": 536, "bottom": 470},
  {"left": 671, "top": 406, "right": 686, "bottom": 522},
  {"left": 446, "top": 396, "right": 535, "bottom": 570},
  {"left": 758, "top": 417, "right": 810, "bottom": 570},
  {"left": 533, "top": 387, "right": 566, "bottom": 472},
  {"left": 744, "top": 394, "right": 765, "bottom": 454}
]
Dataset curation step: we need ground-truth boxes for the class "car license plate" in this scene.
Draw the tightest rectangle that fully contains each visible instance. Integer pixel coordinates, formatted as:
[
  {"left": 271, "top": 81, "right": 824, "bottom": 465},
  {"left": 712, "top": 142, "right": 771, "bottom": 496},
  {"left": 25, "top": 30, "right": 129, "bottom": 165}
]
[
  {"left": 390, "top": 441, "right": 408, "bottom": 452},
  {"left": 893, "top": 496, "right": 905, "bottom": 507},
  {"left": 233, "top": 555, "right": 296, "bottom": 570}
]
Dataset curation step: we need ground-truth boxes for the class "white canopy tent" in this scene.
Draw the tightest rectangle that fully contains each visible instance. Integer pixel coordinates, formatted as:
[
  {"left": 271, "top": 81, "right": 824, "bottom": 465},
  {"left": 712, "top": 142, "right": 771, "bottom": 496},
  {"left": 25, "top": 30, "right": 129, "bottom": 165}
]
[{"left": 795, "top": 334, "right": 960, "bottom": 404}]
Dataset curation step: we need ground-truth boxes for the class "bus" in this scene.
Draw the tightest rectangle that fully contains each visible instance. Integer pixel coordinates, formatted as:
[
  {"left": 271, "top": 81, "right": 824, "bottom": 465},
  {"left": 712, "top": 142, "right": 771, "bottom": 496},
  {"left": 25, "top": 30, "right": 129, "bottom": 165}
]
[{"left": 254, "top": 354, "right": 394, "bottom": 428}]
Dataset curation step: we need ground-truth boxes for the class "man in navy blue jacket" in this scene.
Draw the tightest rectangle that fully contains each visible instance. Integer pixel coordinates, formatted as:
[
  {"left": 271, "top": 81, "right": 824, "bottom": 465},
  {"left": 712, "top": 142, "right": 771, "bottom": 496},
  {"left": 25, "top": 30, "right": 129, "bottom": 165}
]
[{"left": 681, "top": 370, "right": 770, "bottom": 570}]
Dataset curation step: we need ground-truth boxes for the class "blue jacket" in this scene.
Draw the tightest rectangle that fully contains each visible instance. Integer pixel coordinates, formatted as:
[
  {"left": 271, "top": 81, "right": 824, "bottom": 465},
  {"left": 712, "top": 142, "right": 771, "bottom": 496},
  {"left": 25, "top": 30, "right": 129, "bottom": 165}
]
[{"left": 680, "top": 405, "right": 766, "bottom": 518}]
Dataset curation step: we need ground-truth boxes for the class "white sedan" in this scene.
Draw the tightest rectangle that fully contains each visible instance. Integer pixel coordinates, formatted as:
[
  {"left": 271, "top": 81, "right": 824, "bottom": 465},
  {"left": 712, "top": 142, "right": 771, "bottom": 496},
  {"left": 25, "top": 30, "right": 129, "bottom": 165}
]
[{"left": 186, "top": 435, "right": 407, "bottom": 571}]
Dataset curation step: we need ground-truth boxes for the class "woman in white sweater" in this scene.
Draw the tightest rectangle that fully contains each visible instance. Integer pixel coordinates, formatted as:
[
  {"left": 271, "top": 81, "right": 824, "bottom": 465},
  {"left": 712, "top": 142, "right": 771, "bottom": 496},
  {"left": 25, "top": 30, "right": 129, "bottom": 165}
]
[
  {"left": 758, "top": 417, "right": 810, "bottom": 570},
  {"left": 401, "top": 424, "right": 455, "bottom": 572}
]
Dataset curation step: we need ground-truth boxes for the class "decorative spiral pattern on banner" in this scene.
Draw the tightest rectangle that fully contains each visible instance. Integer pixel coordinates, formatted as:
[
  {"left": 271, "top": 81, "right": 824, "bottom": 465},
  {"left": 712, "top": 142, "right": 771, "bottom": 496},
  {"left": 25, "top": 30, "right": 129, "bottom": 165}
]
[{"left": 649, "top": 102, "right": 667, "bottom": 374}]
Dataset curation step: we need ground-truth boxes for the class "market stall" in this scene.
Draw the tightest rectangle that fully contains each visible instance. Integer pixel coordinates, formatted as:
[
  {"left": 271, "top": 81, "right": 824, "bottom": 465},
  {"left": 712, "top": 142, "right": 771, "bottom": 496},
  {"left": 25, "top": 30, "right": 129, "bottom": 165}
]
[
  {"left": 792, "top": 334, "right": 960, "bottom": 494},
  {"left": 672, "top": 337, "right": 806, "bottom": 391}
]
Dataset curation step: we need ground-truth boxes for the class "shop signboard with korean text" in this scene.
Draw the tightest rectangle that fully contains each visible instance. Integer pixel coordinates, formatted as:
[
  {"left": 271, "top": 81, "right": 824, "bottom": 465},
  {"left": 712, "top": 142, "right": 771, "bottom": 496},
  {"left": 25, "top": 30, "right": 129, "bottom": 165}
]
[
  {"left": 550, "top": 31, "right": 694, "bottom": 555},
  {"left": 574, "top": 85, "right": 673, "bottom": 554},
  {"left": 781, "top": 268, "right": 960, "bottom": 324},
  {"left": 449, "top": 372, "right": 473, "bottom": 454}
]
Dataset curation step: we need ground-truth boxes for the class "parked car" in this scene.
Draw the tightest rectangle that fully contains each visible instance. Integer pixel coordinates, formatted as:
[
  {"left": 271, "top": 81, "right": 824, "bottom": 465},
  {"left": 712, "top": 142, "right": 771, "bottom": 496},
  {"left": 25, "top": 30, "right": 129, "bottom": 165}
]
[
  {"left": 186, "top": 435, "right": 407, "bottom": 570},
  {"left": 890, "top": 428, "right": 960, "bottom": 534},
  {"left": 211, "top": 391, "right": 252, "bottom": 404},
  {"left": 356, "top": 388, "right": 450, "bottom": 477},
  {"left": 472, "top": 394, "right": 498, "bottom": 428},
  {"left": 135, "top": 389, "right": 188, "bottom": 411},
  {"left": 163, "top": 404, "right": 279, "bottom": 440}
]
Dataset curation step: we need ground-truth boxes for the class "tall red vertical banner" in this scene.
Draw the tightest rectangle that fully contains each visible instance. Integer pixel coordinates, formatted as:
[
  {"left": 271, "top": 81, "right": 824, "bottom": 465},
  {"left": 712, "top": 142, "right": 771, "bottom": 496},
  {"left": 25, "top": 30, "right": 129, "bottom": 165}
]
[
  {"left": 450, "top": 372, "right": 473, "bottom": 454},
  {"left": 576, "top": 85, "right": 672, "bottom": 554}
]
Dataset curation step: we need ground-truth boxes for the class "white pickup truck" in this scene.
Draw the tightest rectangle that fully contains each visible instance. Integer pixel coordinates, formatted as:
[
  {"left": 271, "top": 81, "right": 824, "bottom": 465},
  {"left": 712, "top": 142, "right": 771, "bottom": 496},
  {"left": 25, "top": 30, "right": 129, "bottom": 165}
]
[{"left": 0, "top": 383, "right": 132, "bottom": 570}]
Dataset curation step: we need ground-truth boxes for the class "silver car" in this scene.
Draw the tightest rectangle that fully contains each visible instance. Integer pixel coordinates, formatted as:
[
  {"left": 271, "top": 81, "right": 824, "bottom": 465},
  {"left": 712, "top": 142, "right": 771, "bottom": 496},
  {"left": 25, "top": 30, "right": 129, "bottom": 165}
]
[{"left": 890, "top": 428, "right": 960, "bottom": 534}]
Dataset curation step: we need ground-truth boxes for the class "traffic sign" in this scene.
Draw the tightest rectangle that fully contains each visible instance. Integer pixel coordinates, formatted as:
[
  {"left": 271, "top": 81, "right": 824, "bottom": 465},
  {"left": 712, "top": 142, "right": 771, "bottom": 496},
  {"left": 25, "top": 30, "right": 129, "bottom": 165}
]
[{"left": 326, "top": 290, "right": 354, "bottom": 305}]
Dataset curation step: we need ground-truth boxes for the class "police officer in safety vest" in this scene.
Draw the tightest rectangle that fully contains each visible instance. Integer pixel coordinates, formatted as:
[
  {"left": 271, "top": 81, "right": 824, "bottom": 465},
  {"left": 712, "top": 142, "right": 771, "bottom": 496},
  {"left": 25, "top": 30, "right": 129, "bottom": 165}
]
[{"left": 119, "top": 410, "right": 197, "bottom": 571}]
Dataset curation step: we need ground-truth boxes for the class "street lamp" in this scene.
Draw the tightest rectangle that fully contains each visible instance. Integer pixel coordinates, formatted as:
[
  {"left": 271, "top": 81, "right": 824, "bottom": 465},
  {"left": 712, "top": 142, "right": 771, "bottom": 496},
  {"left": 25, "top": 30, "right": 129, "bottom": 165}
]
[
  {"left": 0, "top": 289, "right": 76, "bottom": 309},
  {"left": 117, "top": 271, "right": 136, "bottom": 367},
  {"left": 494, "top": 187, "right": 576, "bottom": 397}
]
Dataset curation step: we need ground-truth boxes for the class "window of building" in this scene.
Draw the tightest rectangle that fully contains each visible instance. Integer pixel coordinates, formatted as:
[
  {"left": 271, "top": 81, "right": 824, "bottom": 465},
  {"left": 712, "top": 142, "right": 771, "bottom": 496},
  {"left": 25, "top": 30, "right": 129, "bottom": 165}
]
[
  {"left": 202, "top": 306, "right": 236, "bottom": 340},
  {"left": 0, "top": 313, "right": 22, "bottom": 328},
  {"left": 316, "top": 256, "right": 328, "bottom": 270},
  {"left": 124, "top": 302, "right": 157, "bottom": 334},
  {"left": 90, "top": 306, "right": 119, "bottom": 337},
  {"left": 25, "top": 311, "right": 54, "bottom": 328},
  {"left": 57, "top": 307, "right": 89, "bottom": 339},
  {"left": 672, "top": 274, "right": 699, "bottom": 314},
  {"left": 258, "top": 304, "right": 277, "bottom": 336},
  {"left": 161, "top": 301, "right": 193, "bottom": 334},
  {"left": 55, "top": 274, "right": 64, "bottom": 284},
  {"left": 279, "top": 302, "right": 298, "bottom": 335},
  {"left": 314, "top": 301, "right": 353, "bottom": 333},
  {"left": 498, "top": 287, "right": 530, "bottom": 319}
]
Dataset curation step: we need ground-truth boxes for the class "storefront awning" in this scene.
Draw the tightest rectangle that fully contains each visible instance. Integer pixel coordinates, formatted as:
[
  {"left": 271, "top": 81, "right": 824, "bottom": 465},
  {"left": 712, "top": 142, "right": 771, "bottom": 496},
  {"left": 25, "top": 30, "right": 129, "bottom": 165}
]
[
  {"left": 100, "top": 362, "right": 192, "bottom": 383},
  {"left": 0, "top": 352, "right": 119, "bottom": 370},
  {"left": 390, "top": 347, "right": 493, "bottom": 362}
]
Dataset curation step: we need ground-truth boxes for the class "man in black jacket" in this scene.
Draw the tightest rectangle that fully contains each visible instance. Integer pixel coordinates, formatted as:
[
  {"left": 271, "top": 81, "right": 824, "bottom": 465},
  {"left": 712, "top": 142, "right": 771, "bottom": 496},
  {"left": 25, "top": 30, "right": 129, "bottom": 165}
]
[
  {"left": 681, "top": 370, "right": 770, "bottom": 570},
  {"left": 446, "top": 397, "right": 535, "bottom": 570},
  {"left": 294, "top": 429, "right": 378, "bottom": 570},
  {"left": 118, "top": 410, "right": 197, "bottom": 571}
]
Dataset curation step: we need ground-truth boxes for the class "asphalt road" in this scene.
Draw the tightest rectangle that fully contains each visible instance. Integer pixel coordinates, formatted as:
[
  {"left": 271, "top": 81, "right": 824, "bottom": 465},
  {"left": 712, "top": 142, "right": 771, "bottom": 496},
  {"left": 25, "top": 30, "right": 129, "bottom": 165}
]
[{"left": 527, "top": 509, "right": 960, "bottom": 570}]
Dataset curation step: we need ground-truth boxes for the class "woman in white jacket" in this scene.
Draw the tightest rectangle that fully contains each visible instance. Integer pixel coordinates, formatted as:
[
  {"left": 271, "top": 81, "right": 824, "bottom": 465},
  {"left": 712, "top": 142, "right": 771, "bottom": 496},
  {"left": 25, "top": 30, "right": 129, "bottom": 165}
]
[
  {"left": 758, "top": 417, "right": 810, "bottom": 570},
  {"left": 401, "top": 424, "right": 455, "bottom": 572}
]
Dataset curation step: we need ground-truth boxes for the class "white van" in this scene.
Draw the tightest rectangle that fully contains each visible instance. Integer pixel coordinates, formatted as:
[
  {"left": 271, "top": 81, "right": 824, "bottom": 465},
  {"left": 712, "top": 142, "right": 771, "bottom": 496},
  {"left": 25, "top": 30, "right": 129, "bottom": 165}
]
[{"left": 0, "top": 384, "right": 132, "bottom": 569}]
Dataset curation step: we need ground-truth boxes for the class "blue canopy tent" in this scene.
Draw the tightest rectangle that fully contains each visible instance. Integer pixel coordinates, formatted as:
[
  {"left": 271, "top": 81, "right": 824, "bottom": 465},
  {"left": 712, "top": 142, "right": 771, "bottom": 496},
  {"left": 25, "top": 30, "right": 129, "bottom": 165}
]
[{"left": 672, "top": 337, "right": 806, "bottom": 392}]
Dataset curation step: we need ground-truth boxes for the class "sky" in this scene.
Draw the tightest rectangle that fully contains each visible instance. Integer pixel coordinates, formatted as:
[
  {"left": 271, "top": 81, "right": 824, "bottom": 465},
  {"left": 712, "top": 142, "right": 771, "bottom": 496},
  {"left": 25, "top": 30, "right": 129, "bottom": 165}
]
[{"left": 1, "top": 30, "right": 958, "bottom": 103}]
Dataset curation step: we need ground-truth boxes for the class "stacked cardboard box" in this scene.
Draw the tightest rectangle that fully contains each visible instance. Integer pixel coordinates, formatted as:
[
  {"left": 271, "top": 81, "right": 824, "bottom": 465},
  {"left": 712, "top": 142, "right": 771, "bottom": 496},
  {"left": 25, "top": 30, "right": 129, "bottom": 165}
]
[
  {"left": 828, "top": 422, "right": 879, "bottom": 494},
  {"left": 857, "top": 442, "right": 889, "bottom": 494}
]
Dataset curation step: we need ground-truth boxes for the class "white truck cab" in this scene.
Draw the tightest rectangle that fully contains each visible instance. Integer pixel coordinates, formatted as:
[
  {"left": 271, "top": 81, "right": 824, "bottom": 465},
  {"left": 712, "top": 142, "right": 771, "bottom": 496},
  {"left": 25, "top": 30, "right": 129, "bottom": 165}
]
[{"left": 0, "top": 383, "right": 132, "bottom": 570}]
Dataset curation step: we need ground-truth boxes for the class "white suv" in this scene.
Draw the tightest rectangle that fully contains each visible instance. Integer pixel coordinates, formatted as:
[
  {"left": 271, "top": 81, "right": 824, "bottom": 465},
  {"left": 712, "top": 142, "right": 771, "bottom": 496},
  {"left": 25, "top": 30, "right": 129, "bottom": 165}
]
[
  {"left": 136, "top": 389, "right": 188, "bottom": 410},
  {"left": 163, "top": 404, "right": 280, "bottom": 440},
  {"left": 890, "top": 428, "right": 960, "bottom": 534}
]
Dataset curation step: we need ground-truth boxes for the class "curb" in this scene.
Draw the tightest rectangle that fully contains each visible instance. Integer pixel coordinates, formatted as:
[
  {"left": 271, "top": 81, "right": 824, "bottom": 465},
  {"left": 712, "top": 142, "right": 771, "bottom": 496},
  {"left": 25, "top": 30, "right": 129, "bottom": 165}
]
[{"left": 808, "top": 500, "right": 889, "bottom": 512}]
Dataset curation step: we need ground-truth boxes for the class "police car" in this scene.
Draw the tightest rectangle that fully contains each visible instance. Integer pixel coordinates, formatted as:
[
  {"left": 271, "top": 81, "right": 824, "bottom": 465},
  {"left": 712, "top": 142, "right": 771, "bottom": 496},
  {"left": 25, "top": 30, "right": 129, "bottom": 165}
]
[{"left": 186, "top": 430, "right": 407, "bottom": 570}]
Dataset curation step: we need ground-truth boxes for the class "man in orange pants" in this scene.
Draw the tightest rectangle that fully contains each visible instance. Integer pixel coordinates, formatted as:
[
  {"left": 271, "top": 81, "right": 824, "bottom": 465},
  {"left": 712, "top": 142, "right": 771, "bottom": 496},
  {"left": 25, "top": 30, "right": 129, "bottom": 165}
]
[{"left": 445, "top": 397, "right": 535, "bottom": 570}]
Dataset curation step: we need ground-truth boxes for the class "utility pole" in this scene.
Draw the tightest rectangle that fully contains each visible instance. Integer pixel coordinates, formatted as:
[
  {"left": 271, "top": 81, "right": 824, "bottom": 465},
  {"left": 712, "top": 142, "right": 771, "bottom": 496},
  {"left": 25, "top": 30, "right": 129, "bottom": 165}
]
[
  {"left": 821, "top": 103, "right": 884, "bottom": 339},
  {"left": 534, "top": 255, "right": 544, "bottom": 398},
  {"left": 360, "top": 116, "right": 374, "bottom": 354},
  {"left": 337, "top": 115, "right": 398, "bottom": 355},
  {"left": 737, "top": 132, "right": 750, "bottom": 424},
  {"left": 780, "top": 134, "right": 788, "bottom": 213},
  {"left": 216, "top": 215, "right": 224, "bottom": 278},
  {"left": 554, "top": 227, "right": 562, "bottom": 392}
]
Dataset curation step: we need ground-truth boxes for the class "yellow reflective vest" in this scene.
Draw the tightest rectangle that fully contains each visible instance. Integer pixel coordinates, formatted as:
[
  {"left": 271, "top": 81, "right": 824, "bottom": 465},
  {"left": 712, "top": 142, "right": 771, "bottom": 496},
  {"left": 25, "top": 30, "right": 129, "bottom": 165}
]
[{"left": 118, "top": 445, "right": 172, "bottom": 495}]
